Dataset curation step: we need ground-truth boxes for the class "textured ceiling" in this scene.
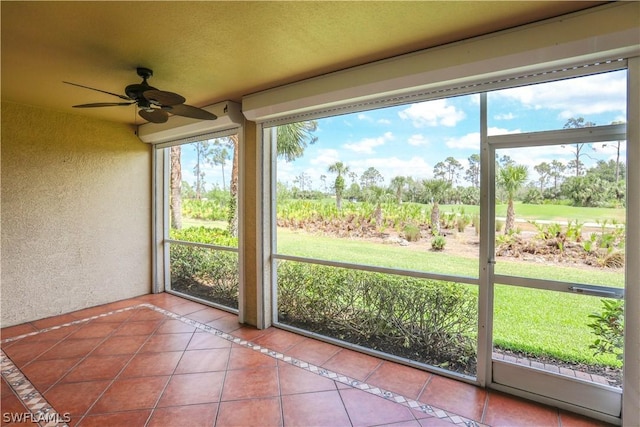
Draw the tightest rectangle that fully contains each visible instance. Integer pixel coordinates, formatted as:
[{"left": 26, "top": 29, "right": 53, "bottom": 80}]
[{"left": 1, "top": 1, "right": 608, "bottom": 125}]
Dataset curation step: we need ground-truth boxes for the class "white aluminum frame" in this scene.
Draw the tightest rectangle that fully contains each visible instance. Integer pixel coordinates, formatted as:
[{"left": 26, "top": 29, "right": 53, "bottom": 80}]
[{"left": 484, "top": 97, "right": 629, "bottom": 423}]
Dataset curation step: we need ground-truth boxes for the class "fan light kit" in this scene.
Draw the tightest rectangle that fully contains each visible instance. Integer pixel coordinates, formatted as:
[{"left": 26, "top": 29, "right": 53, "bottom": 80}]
[{"left": 63, "top": 67, "right": 217, "bottom": 123}]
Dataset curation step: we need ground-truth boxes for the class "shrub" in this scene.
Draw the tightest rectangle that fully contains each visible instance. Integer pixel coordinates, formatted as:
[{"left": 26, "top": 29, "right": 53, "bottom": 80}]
[
  {"left": 169, "top": 226, "right": 239, "bottom": 308},
  {"left": 277, "top": 261, "right": 477, "bottom": 374},
  {"left": 588, "top": 299, "right": 624, "bottom": 361},
  {"left": 495, "top": 220, "right": 504, "bottom": 233},
  {"left": 403, "top": 223, "right": 420, "bottom": 242},
  {"left": 472, "top": 214, "right": 480, "bottom": 236},
  {"left": 170, "top": 226, "right": 238, "bottom": 246},
  {"left": 456, "top": 215, "right": 470, "bottom": 232},
  {"left": 431, "top": 235, "right": 446, "bottom": 251}
]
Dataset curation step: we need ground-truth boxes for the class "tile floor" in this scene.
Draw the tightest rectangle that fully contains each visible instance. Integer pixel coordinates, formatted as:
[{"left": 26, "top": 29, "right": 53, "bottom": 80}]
[{"left": 0, "top": 293, "right": 613, "bottom": 427}]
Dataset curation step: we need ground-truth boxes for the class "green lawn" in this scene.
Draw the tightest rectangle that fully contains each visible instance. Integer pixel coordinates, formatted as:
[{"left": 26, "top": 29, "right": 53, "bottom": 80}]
[
  {"left": 440, "top": 202, "right": 625, "bottom": 224},
  {"left": 276, "top": 227, "right": 623, "bottom": 367},
  {"left": 178, "top": 214, "right": 625, "bottom": 368}
]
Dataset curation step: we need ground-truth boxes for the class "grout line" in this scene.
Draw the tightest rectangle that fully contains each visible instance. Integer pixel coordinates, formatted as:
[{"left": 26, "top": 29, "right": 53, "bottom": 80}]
[{"left": 2, "top": 302, "right": 484, "bottom": 427}]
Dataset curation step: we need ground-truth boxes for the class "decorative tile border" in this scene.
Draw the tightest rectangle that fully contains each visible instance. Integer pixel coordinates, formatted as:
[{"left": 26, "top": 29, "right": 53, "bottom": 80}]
[
  {"left": 1, "top": 351, "right": 69, "bottom": 427},
  {"left": 1, "top": 303, "right": 483, "bottom": 427}
]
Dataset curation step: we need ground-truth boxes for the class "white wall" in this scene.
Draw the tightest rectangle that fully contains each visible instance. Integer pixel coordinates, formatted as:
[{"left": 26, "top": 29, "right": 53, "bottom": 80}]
[{"left": 1, "top": 101, "right": 151, "bottom": 326}]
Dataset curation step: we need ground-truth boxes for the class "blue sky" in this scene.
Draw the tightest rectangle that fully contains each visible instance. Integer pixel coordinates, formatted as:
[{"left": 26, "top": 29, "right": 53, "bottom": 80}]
[{"left": 181, "top": 69, "right": 627, "bottom": 192}]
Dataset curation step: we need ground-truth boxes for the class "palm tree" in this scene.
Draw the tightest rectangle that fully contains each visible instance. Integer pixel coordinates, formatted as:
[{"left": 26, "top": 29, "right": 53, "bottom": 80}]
[
  {"left": 390, "top": 176, "right": 407, "bottom": 204},
  {"left": 226, "top": 121, "right": 317, "bottom": 236},
  {"left": 328, "top": 161, "right": 350, "bottom": 210},
  {"left": 170, "top": 145, "right": 183, "bottom": 229},
  {"left": 276, "top": 121, "right": 318, "bottom": 161},
  {"left": 423, "top": 179, "right": 451, "bottom": 236},
  {"left": 498, "top": 164, "right": 528, "bottom": 234},
  {"left": 212, "top": 145, "right": 230, "bottom": 191}
]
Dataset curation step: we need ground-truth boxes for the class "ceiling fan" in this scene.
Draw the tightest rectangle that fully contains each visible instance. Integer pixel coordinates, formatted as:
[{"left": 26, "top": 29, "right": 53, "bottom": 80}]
[{"left": 63, "top": 67, "right": 217, "bottom": 123}]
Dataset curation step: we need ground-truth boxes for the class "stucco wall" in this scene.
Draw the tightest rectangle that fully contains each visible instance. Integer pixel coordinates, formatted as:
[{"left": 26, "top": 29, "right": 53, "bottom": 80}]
[{"left": 1, "top": 101, "right": 151, "bottom": 326}]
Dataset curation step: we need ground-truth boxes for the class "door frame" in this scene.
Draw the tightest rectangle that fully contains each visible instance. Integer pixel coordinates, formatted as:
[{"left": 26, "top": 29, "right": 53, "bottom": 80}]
[{"left": 478, "top": 90, "right": 627, "bottom": 423}]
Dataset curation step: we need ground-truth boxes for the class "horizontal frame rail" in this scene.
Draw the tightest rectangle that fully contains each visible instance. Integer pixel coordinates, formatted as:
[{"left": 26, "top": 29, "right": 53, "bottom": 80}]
[
  {"left": 273, "top": 253, "right": 479, "bottom": 286},
  {"left": 493, "top": 274, "right": 624, "bottom": 298},
  {"left": 165, "top": 239, "right": 239, "bottom": 253}
]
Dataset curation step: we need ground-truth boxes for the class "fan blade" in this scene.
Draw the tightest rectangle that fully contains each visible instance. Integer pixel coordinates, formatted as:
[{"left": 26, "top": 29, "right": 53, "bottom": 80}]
[
  {"left": 139, "top": 109, "right": 169, "bottom": 123},
  {"left": 73, "top": 102, "right": 135, "bottom": 108},
  {"left": 168, "top": 104, "right": 217, "bottom": 120},
  {"left": 63, "top": 81, "right": 131, "bottom": 101},
  {"left": 143, "top": 90, "right": 186, "bottom": 106}
]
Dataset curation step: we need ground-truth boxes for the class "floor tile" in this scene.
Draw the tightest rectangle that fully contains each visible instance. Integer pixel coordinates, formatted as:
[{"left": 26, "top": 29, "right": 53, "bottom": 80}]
[
  {"left": 221, "top": 367, "right": 279, "bottom": 401},
  {"left": 112, "top": 320, "right": 162, "bottom": 336},
  {"left": 227, "top": 346, "right": 277, "bottom": 370},
  {"left": 31, "top": 314, "right": 79, "bottom": 330},
  {"left": 76, "top": 409, "right": 151, "bottom": 427},
  {"left": 119, "top": 351, "right": 183, "bottom": 378},
  {"left": 418, "top": 375, "right": 487, "bottom": 421},
  {"left": 166, "top": 300, "right": 211, "bottom": 315},
  {"left": 155, "top": 319, "right": 197, "bottom": 334},
  {"left": 3, "top": 340, "right": 60, "bottom": 367},
  {"left": 67, "top": 322, "right": 119, "bottom": 340},
  {"left": 156, "top": 372, "right": 225, "bottom": 407},
  {"left": 44, "top": 380, "right": 111, "bottom": 417},
  {"left": 1, "top": 294, "right": 614, "bottom": 427},
  {"left": 278, "top": 363, "right": 337, "bottom": 395},
  {"left": 90, "top": 335, "right": 148, "bottom": 356},
  {"left": 17, "top": 325, "right": 80, "bottom": 344},
  {"left": 559, "top": 410, "right": 613, "bottom": 427},
  {"left": 216, "top": 397, "right": 282, "bottom": 427},
  {"left": 285, "top": 338, "right": 343, "bottom": 366},
  {"left": 60, "top": 354, "right": 131, "bottom": 383},
  {"left": 185, "top": 307, "right": 229, "bottom": 324},
  {"left": 147, "top": 403, "right": 218, "bottom": 427},
  {"left": 1, "top": 323, "right": 38, "bottom": 340},
  {"left": 367, "top": 361, "right": 432, "bottom": 400},
  {"left": 418, "top": 417, "right": 458, "bottom": 426},
  {"left": 127, "top": 308, "right": 168, "bottom": 322},
  {"left": 90, "top": 376, "right": 169, "bottom": 413},
  {"left": 1, "top": 392, "right": 29, "bottom": 420},
  {"left": 203, "top": 315, "right": 242, "bottom": 333},
  {"left": 282, "top": 390, "right": 351, "bottom": 426},
  {"left": 340, "top": 387, "right": 417, "bottom": 426},
  {"left": 174, "top": 348, "right": 230, "bottom": 374},
  {"left": 322, "top": 348, "right": 384, "bottom": 381},
  {"left": 36, "top": 337, "right": 103, "bottom": 361},
  {"left": 230, "top": 325, "right": 271, "bottom": 341},
  {"left": 90, "top": 310, "right": 135, "bottom": 324},
  {"left": 21, "top": 357, "right": 82, "bottom": 390},
  {"left": 138, "top": 332, "right": 192, "bottom": 353},
  {"left": 252, "top": 328, "right": 306, "bottom": 353},
  {"left": 186, "top": 332, "right": 232, "bottom": 350},
  {"left": 484, "top": 391, "right": 559, "bottom": 426}
]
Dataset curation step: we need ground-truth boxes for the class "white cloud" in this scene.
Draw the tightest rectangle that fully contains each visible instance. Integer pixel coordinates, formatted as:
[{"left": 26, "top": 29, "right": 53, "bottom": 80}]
[
  {"left": 494, "top": 112, "right": 515, "bottom": 120},
  {"left": 445, "top": 127, "right": 520, "bottom": 149},
  {"left": 357, "top": 113, "right": 373, "bottom": 122},
  {"left": 446, "top": 133, "right": 479, "bottom": 150},
  {"left": 407, "top": 134, "right": 430, "bottom": 146},
  {"left": 377, "top": 118, "right": 392, "bottom": 125},
  {"left": 343, "top": 131, "right": 394, "bottom": 154},
  {"left": 309, "top": 148, "right": 341, "bottom": 167},
  {"left": 493, "top": 72, "right": 626, "bottom": 121},
  {"left": 398, "top": 99, "right": 466, "bottom": 127},
  {"left": 488, "top": 126, "right": 522, "bottom": 136},
  {"left": 349, "top": 156, "right": 433, "bottom": 183}
]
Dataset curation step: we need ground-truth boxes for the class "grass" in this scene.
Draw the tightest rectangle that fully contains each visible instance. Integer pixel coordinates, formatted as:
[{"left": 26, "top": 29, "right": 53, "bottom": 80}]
[
  {"left": 178, "top": 215, "right": 625, "bottom": 368},
  {"left": 439, "top": 202, "right": 625, "bottom": 224},
  {"left": 277, "top": 227, "right": 623, "bottom": 367}
]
